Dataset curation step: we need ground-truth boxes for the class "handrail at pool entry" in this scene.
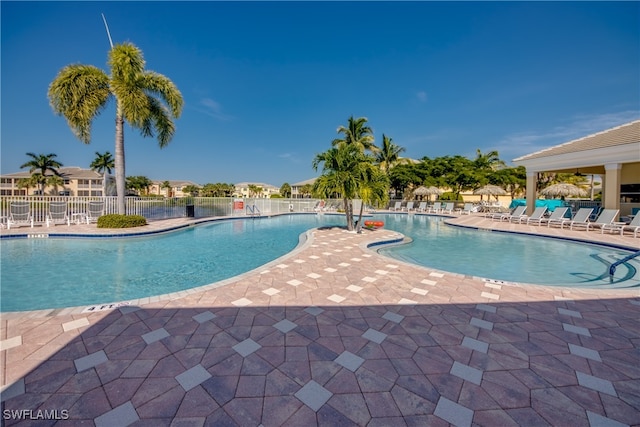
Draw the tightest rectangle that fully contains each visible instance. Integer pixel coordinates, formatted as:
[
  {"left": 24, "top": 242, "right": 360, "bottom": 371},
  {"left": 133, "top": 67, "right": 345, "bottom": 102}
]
[
  {"left": 246, "top": 204, "right": 261, "bottom": 217},
  {"left": 609, "top": 250, "right": 640, "bottom": 282}
]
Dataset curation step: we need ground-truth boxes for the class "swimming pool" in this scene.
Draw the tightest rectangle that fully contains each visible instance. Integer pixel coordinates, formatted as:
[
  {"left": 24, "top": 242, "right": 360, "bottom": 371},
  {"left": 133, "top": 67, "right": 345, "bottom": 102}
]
[
  {"left": 1, "top": 213, "right": 638, "bottom": 312},
  {"left": 377, "top": 214, "right": 640, "bottom": 289}
]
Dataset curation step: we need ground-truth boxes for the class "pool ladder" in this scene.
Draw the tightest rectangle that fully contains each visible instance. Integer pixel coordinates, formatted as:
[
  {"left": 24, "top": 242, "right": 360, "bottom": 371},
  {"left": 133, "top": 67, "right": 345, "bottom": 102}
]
[
  {"left": 609, "top": 250, "right": 640, "bottom": 283},
  {"left": 246, "top": 204, "right": 261, "bottom": 217}
]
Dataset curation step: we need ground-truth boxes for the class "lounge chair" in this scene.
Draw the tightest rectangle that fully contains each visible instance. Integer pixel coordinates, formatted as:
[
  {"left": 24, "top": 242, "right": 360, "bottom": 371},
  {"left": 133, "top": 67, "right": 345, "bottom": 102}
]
[
  {"left": 441, "top": 202, "right": 455, "bottom": 214},
  {"left": 571, "top": 209, "right": 619, "bottom": 231},
  {"left": 416, "top": 202, "right": 427, "bottom": 212},
  {"left": 46, "top": 201, "right": 70, "bottom": 227},
  {"left": 516, "top": 206, "right": 547, "bottom": 224},
  {"left": 456, "top": 203, "right": 475, "bottom": 215},
  {"left": 492, "top": 205, "right": 526, "bottom": 222},
  {"left": 86, "top": 201, "right": 105, "bottom": 224},
  {"left": 390, "top": 201, "right": 402, "bottom": 211},
  {"left": 534, "top": 207, "right": 569, "bottom": 226},
  {"left": 427, "top": 202, "right": 442, "bottom": 213},
  {"left": 604, "top": 214, "right": 640, "bottom": 238},
  {"left": 7, "top": 201, "right": 34, "bottom": 229},
  {"left": 547, "top": 207, "right": 592, "bottom": 229},
  {"left": 403, "top": 201, "right": 415, "bottom": 212}
]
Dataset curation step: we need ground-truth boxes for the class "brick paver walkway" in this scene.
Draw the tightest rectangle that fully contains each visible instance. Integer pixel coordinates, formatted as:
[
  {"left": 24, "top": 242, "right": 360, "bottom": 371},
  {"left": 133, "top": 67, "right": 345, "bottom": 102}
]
[{"left": 1, "top": 213, "right": 639, "bottom": 426}]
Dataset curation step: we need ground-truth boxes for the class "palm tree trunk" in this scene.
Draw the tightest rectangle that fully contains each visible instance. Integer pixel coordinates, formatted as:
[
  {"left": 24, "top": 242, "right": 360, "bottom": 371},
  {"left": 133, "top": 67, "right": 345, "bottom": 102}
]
[
  {"left": 115, "top": 112, "right": 126, "bottom": 214},
  {"left": 344, "top": 197, "right": 353, "bottom": 231},
  {"left": 356, "top": 200, "right": 365, "bottom": 233}
]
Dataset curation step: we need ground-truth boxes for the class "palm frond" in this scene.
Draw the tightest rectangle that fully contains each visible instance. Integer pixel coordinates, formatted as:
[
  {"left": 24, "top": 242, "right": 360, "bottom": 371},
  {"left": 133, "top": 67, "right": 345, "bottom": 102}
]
[{"left": 48, "top": 65, "right": 110, "bottom": 144}]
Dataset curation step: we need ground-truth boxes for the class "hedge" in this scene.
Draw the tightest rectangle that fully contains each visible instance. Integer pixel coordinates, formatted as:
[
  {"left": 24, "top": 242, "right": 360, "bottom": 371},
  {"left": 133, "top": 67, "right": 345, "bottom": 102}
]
[{"left": 97, "top": 214, "right": 147, "bottom": 228}]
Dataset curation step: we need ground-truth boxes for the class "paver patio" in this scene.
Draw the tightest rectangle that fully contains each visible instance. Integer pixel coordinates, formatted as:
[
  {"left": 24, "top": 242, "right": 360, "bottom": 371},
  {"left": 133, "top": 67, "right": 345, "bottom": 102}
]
[{"left": 1, "top": 213, "right": 639, "bottom": 426}]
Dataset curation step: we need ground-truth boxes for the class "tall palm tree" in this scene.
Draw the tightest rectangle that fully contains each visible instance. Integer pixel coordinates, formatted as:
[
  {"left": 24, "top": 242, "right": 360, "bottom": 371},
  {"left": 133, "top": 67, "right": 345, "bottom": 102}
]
[
  {"left": 20, "top": 152, "right": 63, "bottom": 195},
  {"left": 376, "top": 134, "right": 406, "bottom": 174},
  {"left": 90, "top": 151, "right": 115, "bottom": 196},
  {"left": 332, "top": 116, "right": 378, "bottom": 154},
  {"left": 48, "top": 42, "right": 183, "bottom": 214}
]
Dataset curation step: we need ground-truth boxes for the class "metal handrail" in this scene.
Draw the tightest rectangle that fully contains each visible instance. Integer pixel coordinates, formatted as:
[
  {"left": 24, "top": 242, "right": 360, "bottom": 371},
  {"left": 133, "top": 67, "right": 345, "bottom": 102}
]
[
  {"left": 245, "top": 204, "right": 261, "bottom": 217},
  {"left": 609, "top": 250, "right": 640, "bottom": 282}
]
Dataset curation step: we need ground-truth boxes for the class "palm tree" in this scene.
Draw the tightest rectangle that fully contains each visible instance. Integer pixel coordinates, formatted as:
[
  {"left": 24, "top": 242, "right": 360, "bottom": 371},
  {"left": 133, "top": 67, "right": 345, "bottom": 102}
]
[
  {"left": 376, "top": 134, "right": 406, "bottom": 174},
  {"left": 46, "top": 175, "right": 65, "bottom": 195},
  {"left": 20, "top": 153, "right": 63, "bottom": 195},
  {"left": 332, "top": 116, "right": 378, "bottom": 154},
  {"left": 313, "top": 144, "right": 379, "bottom": 231},
  {"left": 161, "top": 180, "right": 172, "bottom": 197},
  {"left": 90, "top": 151, "right": 115, "bottom": 196},
  {"left": 48, "top": 42, "right": 183, "bottom": 214}
]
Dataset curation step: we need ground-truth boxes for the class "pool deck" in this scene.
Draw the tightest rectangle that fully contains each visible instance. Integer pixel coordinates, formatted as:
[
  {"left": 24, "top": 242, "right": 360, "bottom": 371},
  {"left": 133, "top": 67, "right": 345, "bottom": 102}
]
[{"left": 1, "top": 212, "right": 639, "bottom": 426}]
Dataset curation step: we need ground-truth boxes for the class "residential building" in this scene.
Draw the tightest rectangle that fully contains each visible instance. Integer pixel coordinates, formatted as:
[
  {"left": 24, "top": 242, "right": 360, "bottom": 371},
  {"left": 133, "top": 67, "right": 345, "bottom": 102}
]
[
  {"left": 148, "top": 180, "right": 200, "bottom": 198},
  {"left": 233, "top": 182, "right": 280, "bottom": 198},
  {"left": 0, "top": 167, "right": 107, "bottom": 196},
  {"left": 291, "top": 178, "right": 316, "bottom": 198}
]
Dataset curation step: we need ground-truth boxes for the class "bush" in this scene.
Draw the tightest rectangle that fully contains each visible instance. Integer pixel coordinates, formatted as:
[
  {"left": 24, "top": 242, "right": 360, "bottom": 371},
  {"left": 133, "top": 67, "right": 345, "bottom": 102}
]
[
  {"left": 439, "top": 192, "right": 464, "bottom": 201},
  {"left": 97, "top": 214, "right": 147, "bottom": 228}
]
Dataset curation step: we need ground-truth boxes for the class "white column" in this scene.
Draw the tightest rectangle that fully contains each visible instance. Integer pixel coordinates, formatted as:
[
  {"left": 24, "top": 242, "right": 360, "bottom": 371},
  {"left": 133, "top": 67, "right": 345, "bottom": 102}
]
[
  {"left": 525, "top": 171, "right": 537, "bottom": 215},
  {"left": 604, "top": 163, "right": 621, "bottom": 212}
]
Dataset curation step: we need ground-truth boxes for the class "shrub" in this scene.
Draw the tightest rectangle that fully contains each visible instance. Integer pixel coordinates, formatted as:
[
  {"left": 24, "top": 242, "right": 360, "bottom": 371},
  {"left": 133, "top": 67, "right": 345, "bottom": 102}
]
[
  {"left": 439, "top": 192, "right": 463, "bottom": 201},
  {"left": 97, "top": 214, "right": 147, "bottom": 228}
]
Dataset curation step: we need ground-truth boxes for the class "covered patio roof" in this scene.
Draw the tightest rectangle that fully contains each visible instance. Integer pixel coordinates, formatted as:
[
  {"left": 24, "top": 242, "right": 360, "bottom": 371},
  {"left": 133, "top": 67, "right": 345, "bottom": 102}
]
[{"left": 513, "top": 120, "right": 640, "bottom": 216}]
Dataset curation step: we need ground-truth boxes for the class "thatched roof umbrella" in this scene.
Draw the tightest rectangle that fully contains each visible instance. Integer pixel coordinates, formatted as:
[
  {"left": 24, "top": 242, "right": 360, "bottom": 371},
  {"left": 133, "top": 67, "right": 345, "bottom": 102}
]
[
  {"left": 540, "top": 183, "right": 587, "bottom": 198},
  {"left": 414, "top": 186, "right": 442, "bottom": 201},
  {"left": 473, "top": 184, "right": 507, "bottom": 201}
]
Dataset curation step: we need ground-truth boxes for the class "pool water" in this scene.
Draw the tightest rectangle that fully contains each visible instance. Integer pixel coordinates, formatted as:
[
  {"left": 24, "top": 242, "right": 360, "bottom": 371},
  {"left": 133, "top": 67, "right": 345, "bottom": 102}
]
[
  {"left": 1, "top": 213, "right": 638, "bottom": 312},
  {"left": 377, "top": 214, "right": 640, "bottom": 288},
  {"left": 1, "top": 215, "right": 342, "bottom": 312}
]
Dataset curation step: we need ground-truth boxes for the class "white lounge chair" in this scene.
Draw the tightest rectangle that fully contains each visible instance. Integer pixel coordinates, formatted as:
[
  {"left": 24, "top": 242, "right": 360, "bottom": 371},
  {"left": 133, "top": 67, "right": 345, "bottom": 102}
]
[
  {"left": 46, "top": 201, "right": 70, "bottom": 227},
  {"left": 403, "top": 201, "right": 415, "bottom": 212},
  {"left": 547, "top": 207, "right": 592, "bottom": 229},
  {"left": 517, "top": 206, "right": 547, "bottom": 224},
  {"left": 533, "top": 207, "right": 569, "bottom": 226},
  {"left": 390, "top": 201, "right": 402, "bottom": 211},
  {"left": 427, "top": 202, "right": 442, "bottom": 213},
  {"left": 606, "top": 214, "right": 640, "bottom": 238},
  {"left": 601, "top": 214, "right": 640, "bottom": 237},
  {"left": 86, "top": 201, "right": 105, "bottom": 224},
  {"left": 493, "top": 205, "right": 526, "bottom": 222},
  {"left": 456, "top": 203, "right": 475, "bottom": 215},
  {"left": 571, "top": 209, "right": 619, "bottom": 231},
  {"left": 441, "top": 202, "right": 454, "bottom": 214},
  {"left": 7, "top": 201, "right": 34, "bottom": 229},
  {"left": 551, "top": 207, "right": 591, "bottom": 230},
  {"left": 416, "top": 202, "right": 427, "bottom": 212}
]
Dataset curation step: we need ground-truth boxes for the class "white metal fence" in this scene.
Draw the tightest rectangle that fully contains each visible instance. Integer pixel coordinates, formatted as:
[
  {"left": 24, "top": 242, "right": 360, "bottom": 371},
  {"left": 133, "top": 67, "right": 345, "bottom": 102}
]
[{"left": 0, "top": 196, "right": 332, "bottom": 224}]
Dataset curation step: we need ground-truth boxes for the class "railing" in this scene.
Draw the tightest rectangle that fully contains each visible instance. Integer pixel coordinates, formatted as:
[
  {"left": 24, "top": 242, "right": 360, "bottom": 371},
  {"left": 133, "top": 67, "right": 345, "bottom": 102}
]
[
  {"left": 245, "top": 204, "right": 261, "bottom": 217},
  {"left": 0, "top": 196, "right": 343, "bottom": 223},
  {"left": 609, "top": 250, "right": 640, "bottom": 282}
]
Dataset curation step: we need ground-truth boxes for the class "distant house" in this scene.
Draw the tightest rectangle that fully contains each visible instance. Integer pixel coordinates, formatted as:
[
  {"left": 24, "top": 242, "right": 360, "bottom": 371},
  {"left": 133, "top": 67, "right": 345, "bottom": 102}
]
[
  {"left": 0, "top": 167, "right": 106, "bottom": 196},
  {"left": 148, "top": 180, "right": 200, "bottom": 198},
  {"left": 291, "top": 178, "right": 317, "bottom": 198},
  {"left": 233, "top": 182, "right": 280, "bottom": 198}
]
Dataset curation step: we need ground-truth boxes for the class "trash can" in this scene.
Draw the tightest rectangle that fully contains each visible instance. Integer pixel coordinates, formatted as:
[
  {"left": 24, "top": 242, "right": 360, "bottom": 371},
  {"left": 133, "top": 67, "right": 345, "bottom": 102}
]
[{"left": 186, "top": 204, "right": 195, "bottom": 218}]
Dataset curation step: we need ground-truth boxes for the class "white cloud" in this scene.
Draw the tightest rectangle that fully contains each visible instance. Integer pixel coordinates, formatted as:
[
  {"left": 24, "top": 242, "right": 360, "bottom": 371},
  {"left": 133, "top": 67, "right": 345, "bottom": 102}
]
[
  {"left": 416, "top": 91, "right": 427, "bottom": 102},
  {"left": 278, "top": 152, "right": 301, "bottom": 163},
  {"left": 195, "top": 97, "right": 233, "bottom": 121}
]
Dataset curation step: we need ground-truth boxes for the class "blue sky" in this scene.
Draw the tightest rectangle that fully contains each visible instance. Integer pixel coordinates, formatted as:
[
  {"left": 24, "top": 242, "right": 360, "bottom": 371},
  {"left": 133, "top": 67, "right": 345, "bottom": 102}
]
[{"left": 2, "top": 1, "right": 639, "bottom": 187}]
